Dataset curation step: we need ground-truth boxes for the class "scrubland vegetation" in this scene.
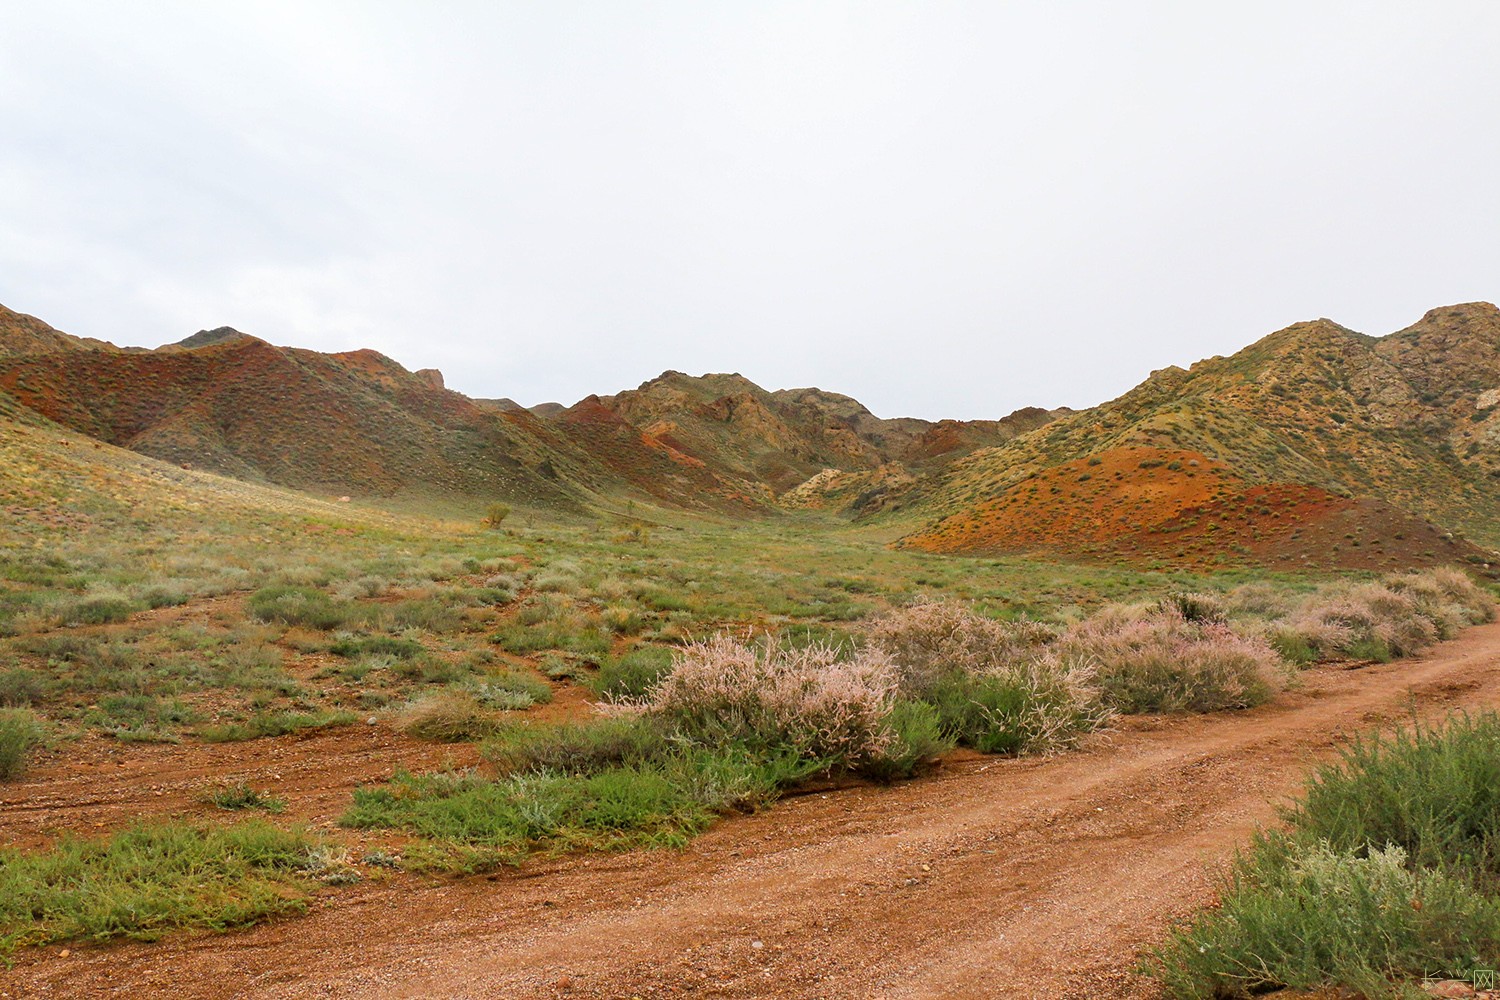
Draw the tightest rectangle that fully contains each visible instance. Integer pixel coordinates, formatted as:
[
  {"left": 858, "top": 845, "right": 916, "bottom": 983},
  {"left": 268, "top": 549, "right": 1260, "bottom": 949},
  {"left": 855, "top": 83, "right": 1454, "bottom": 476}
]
[
  {"left": 1153, "top": 712, "right": 1500, "bottom": 998},
  {"left": 0, "top": 456, "right": 1495, "bottom": 968}
]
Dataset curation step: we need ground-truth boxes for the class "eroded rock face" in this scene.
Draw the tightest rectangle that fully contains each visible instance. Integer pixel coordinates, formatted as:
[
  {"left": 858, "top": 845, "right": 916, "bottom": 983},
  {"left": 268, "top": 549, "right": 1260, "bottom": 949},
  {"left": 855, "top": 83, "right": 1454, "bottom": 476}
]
[{"left": 415, "top": 368, "right": 445, "bottom": 389}]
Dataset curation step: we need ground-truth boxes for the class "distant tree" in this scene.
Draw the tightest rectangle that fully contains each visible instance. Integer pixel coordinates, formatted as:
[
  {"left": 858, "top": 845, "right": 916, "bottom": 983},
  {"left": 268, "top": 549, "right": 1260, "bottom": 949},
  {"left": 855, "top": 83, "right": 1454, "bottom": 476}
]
[{"left": 483, "top": 502, "right": 512, "bottom": 528}]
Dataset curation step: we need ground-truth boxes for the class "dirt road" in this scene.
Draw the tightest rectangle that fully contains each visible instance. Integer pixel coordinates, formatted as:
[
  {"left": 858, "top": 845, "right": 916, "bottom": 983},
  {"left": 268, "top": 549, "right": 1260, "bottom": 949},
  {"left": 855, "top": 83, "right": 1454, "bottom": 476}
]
[{"left": 8, "top": 622, "right": 1500, "bottom": 1000}]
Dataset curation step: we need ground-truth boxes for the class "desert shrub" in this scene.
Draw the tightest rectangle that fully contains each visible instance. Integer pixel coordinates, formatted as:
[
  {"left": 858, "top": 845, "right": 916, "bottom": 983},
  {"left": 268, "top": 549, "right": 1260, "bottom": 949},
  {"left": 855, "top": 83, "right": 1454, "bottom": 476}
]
[
  {"left": 334, "top": 575, "right": 388, "bottom": 600},
  {"left": 591, "top": 646, "right": 675, "bottom": 700},
  {"left": 866, "top": 601, "right": 1056, "bottom": 696},
  {"left": 396, "top": 692, "right": 498, "bottom": 742},
  {"left": 1152, "top": 713, "right": 1500, "bottom": 998},
  {"left": 483, "top": 715, "right": 676, "bottom": 776},
  {"left": 1154, "top": 591, "right": 1227, "bottom": 624},
  {"left": 328, "top": 635, "right": 424, "bottom": 660},
  {"left": 1057, "top": 609, "right": 1286, "bottom": 713},
  {"left": 463, "top": 670, "right": 553, "bottom": 711},
  {"left": 93, "top": 695, "right": 200, "bottom": 741},
  {"left": 379, "top": 599, "right": 461, "bottom": 633},
  {"left": 640, "top": 637, "right": 898, "bottom": 767},
  {"left": 0, "top": 708, "right": 43, "bottom": 780},
  {"left": 1290, "top": 712, "right": 1500, "bottom": 881},
  {"left": 482, "top": 502, "right": 511, "bottom": 528},
  {"left": 860, "top": 700, "right": 955, "bottom": 781},
  {"left": 0, "top": 667, "right": 46, "bottom": 707},
  {"left": 1224, "top": 582, "right": 1295, "bottom": 619},
  {"left": 601, "top": 604, "right": 644, "bottom": 635},
  {"left": 923, "top": 656, "right": 1109, "bottom": 754},
  {"left": 1275, "top": 569, "right": 1494, "bottom": 665},
  {"left": 1152, "top": 839, "right": 1500, "bottom": 999},
  {"left": 0, "top": 821, "right": 319, "bottom": 952},
  {"left": 343, "top": 748, "right": 818, "bottom": 861},
  {"left": 61, "top": 595, "right": 139, "bottom": 626},
  {"left": 247, "top": 586, "right": 359, "bottom": 630}
]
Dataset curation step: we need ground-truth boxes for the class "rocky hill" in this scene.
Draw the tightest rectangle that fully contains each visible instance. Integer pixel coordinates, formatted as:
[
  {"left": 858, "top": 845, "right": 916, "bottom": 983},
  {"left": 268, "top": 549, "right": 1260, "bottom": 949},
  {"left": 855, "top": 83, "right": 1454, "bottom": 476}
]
[
  {"left": 2, "top": 297, "right": 1495, "bottom": 572},
  {"left": 0, "top": 304, "right": 120, "bottom": 357},
  {"left": 896, "top": 302, "right": 1500, "bottom": 565}
]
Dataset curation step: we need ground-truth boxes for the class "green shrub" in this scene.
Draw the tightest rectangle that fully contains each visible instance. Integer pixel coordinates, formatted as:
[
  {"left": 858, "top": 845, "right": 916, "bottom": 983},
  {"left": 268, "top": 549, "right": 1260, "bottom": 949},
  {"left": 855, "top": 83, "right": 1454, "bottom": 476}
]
[
  {"left": 343, "top": 746, "right": 819, "bottom": 861},
  {"left": 1153, "top": 837, "right": 1500, "bottom": 999},
  {"left": 483, "top": 716, "right": 675, "bottom": 776},
  {"left": 247, "top": 586, "right": 359, "bottom": 630},
  {"left": 861, "top": 700, "right": 954, "bottom": 781},
  {"left": 1290, "top": 712, "right": 1500, "bottom": 880},
  {"left": 1152, "top": 712, "right": 1500, "bottom": 998},
  {"left": 62, "top": 596, "right": 139, "bottom": 626},
  {"left": 0, "top": 668, "right": 46, "bottom": 707},
  {"left": 923, "top": 665, "right": 1105, "bottom": 755},
  {"left": 591, "top": 646, "right": 674, "bottom": 700},
  {"left": 483, "top": 502, "right": 511, "bottom": 528},
  {"left": 0, "top": 708, "right": 43, "bottom": 780}
]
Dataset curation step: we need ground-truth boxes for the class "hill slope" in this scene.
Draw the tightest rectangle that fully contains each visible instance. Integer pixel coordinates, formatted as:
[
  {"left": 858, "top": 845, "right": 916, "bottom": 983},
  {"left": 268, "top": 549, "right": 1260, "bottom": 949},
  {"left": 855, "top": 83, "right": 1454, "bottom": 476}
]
[{"left": 898, "top": 303, "right": 1500, "bottom": 564}]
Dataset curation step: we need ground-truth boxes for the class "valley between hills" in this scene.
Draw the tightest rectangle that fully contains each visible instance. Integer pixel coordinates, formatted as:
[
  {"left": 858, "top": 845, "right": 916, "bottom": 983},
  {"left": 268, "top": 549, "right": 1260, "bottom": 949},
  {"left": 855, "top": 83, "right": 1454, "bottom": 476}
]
[{"left": 2, "top": 300, "right": 1500, "bottom": 999}]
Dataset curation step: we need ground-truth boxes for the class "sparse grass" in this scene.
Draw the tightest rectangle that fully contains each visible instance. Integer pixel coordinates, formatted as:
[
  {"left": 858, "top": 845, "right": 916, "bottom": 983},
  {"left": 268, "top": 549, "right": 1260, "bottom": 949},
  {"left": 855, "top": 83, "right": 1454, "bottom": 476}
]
[
  {"left": 199, "top": 710, "right": 357, "bottom": 743},
  {"left": 0, "top": 707, "right": 43, "bottom": 780},
  {"left": 200, "top": 781, "right": 287, "bottom": 813},
  {"left": 0, "top": 821, "right": 320, "bottom": 952},
  {"left": 247, "top": 586, "right": 362, "bottom": 630},
  {"left": 395, "top": 691, "right": 498, "bottom": 742}
]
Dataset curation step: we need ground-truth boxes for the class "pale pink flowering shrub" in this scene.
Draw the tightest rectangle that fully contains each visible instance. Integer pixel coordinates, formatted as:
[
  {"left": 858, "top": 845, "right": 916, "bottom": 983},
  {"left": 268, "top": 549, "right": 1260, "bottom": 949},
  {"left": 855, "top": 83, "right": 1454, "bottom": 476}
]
[
  {"left": 866, "top": 600, "right": 1056, "bottom": 695},
  {"left": 1056, "top": 608, "right": 1287, "bottom": 713},
  {"left": 641, "top": 636, "right": 899, "bottom": 766},
  {"left": 1275, "top": 569, "right": 1493, "bottom": 663}
]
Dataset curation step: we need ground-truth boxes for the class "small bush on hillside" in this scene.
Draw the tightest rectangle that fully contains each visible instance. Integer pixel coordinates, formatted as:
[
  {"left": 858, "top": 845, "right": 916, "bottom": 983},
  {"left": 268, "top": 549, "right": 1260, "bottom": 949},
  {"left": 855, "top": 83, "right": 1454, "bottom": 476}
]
[
  {"left": 1154, "top": 591, "right": 1227, "bottom": 624},
  {"left": 199, "top": 710, "right": 356, "bottom": 743},
  {"left": 482, "top": 502, "right": 511, "bottom": 528},
  {"left": 463, "top": 670, "right": 553, "bottom": 711},
  {"left": 396, "top": 692, "right": 497, "bottom": 742},
  {"left": 328, "top": 635, "right": 424, "bottom": 660},
  {"left": 62, "top": 595, "right": 139, "bottom": 626},
  {"left": 1057, "top": 609, "right": 1286, "bottom": 713},
  {"left": 0, "top": 708, "right": 43, "bottom": 779},
  {"left": 484, "top": 715, "right": 676, "bottom": 776},
  {"left": 0, "top": 667, "right": 46, "bottom": 707},
  {"left": 247, "top": 586, "right": 359, "bottom": 630},
  {"left": 201, "top": 782, "right": 286, "bottom": 813}
]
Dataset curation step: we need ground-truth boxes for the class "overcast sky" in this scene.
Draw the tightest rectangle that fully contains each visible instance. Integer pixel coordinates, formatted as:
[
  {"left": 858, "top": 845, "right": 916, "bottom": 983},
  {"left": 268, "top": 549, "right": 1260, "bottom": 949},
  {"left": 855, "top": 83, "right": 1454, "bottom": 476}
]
[{"left": 2, "top": 2, "right": 1497, "bottom": 420}]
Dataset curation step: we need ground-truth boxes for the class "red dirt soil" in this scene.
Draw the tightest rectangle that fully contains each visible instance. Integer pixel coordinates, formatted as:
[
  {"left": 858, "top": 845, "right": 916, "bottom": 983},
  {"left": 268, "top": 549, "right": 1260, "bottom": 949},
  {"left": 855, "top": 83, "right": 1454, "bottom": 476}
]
[
  {"left": 905, "top": 445, "right": 1491, "bottom": 571},
  {"left": 7, "top": 623, "right": 1500, "bottom": 999}
]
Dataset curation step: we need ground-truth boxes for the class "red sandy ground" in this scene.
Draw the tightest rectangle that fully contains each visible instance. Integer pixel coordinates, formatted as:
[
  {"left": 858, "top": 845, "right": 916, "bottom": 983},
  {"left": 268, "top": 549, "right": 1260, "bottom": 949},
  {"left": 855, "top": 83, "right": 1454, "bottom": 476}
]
[
  {"left": 906, "top": 446, "right": 1488, "bottom": 571},
  {"left": 6, "top": 622, "right": 1500, "bottom": 998}
]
